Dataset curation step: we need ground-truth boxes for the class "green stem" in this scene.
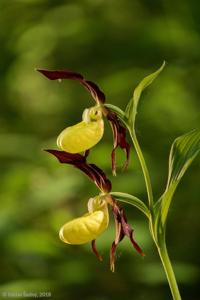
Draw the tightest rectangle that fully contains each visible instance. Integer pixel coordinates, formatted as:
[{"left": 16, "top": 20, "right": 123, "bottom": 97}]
[
  {"left": 128, "top": 126, "right": 181, "bottom": 299},
  {"left": 128, "top": 129, "right": 154, "bottom": 210},
  {"left": 156, "top": 239, "right": 181, "bottom": 300}
]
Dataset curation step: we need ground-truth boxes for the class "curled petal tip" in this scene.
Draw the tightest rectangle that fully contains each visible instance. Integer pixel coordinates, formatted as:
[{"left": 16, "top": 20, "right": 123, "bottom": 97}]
[
  {"left": 122, "top": 143, "right": 131, "bottom": 172},
  {"left": 91, "top": 240, "right": 103, "bottom": 262},
  {"left": 120, "top": 209, "right": 144, "bottom": 257},
  {"left": 111, "top": 149, "right": 116, "bottom": 176},
  {"left": 107, "top": 109, "right": 131, "bottom": 174},
  {"left": 110, "top": 242, "right": 117, "bottom": 272},
  {"left": 37, "top": 68, "right": 105, "bottom": 103},
  {"left": 110, "top": 201, "right": 144, "bottom": 271}
]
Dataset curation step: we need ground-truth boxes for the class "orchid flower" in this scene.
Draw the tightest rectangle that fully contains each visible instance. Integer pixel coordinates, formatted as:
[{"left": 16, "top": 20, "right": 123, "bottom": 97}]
[
  {"left": 46, "top": 150, "right": 144, "bottom": 270},
  {"left": 37, "top": 69, "right": 130, "bottom": 175},
  {"left": 59, "top": 195, "right": 109, "bottom": 245}
]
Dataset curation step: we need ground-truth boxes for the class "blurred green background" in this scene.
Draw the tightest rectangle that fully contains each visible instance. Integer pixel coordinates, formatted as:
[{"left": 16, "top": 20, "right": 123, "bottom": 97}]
[{"left": 0, "top": 0, "right": 200, "bottom": 299}]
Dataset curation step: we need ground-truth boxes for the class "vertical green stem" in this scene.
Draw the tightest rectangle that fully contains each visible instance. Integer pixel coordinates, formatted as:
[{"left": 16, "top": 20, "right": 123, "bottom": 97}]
[
  {"left": 129, "top": 129, "right": 154, "bottom": 210},
  {"left": 128, "top": 127, "right": 181, "bottom": 299},
  {"left": 156, "top": 239, "right": 182, "bottom": 300}
]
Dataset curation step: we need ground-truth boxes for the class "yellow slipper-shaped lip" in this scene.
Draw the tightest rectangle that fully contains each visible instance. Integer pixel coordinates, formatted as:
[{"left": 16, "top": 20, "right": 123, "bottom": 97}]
[
  {"left": 57, "top": 119, "right": 104, "bottom": 154},
  {"left": 59, "top": 210, "right": 108, "bottom": 245},
  {"left": 59, "top": 196, "right": 109, "bottom": 245}
]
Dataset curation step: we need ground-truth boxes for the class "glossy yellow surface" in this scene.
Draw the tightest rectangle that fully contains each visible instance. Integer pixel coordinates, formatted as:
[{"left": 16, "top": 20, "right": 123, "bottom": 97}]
[
  {"left": 57, "top": 119, "right": 104, "bottom": 153},
  {"left": 59, "top": 196, "right": 109, "bottom": 244}
]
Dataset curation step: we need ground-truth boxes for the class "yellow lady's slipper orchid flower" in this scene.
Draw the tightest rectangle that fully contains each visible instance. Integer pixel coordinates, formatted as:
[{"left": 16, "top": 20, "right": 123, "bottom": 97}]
[
  {"left": 59, "top": 195, "right": 109, "bottom": 245},
  {"left": 57, "top": 106, "right": 104, "bottom": 153},
  {"left": 38, "top": 68, "right": 130, "bottom": 174}
]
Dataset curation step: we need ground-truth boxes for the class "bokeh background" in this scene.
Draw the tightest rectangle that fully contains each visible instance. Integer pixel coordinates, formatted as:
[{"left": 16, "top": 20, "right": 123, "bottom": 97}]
[{"left": 0, "top": 0, "right": 200, "bottom": 299}]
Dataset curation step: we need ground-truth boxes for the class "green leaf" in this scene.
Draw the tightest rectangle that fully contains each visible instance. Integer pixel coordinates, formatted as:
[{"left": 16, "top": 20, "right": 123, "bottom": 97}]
[
  {"left": 110, "top": 192, "right": 150, "bottom": 218},
  {"left": 125, "top": 61, "right": 165, "bottom": 129},
  {"left": 160, "top": 129, "right": 200, "bottom": 225}
]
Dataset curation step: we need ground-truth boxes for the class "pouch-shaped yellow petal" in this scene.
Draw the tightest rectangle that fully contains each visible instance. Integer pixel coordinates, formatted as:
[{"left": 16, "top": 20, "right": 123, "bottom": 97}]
[
  {"left": 59, "top": 210, "right": 108, "bottom": 244},
  {"left": 57, "top": 119, "right": 104, "bottom": 153}
]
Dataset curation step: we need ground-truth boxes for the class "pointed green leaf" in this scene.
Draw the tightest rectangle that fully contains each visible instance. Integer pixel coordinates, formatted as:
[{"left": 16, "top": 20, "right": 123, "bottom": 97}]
[
  {"left": 125, "top": 61, "right": 165, "bottom": 128},
  {"left": 160, "top": 129, "right": 200, "bottom": 224},
  {"left": 110, "top": 192, "right": 150, "bottom": 218}
]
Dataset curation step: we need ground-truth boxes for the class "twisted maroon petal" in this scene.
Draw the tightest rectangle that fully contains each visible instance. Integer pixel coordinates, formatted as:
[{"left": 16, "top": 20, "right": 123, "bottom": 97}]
[
  {"left": 91, "top": 240, "right": 103, "bottom": 262},
  {"left": 89, "top": 164, "right": 112, "bottom": 193},
  {"left": 106, "top": 109, "right": 131, "bottom": 175},
  {"left": 45, "top": 150, "right": 111, "bottom": 193},
  {"left": 37, "top": 69, "right": 106, "bottom": 104},
  {"left": 110, "top": 201, "right": 144, "bottom": 271},
  {"left": 46, "top": 149, "right": 86, "bottom": 164},
  {"left": 110, "top": 203, "right": 125, "bottom": 272},
  {"left": 110, "top": 241, "right": 117, "bottom": 272},
  {"left": 120, "top": 209, "right": 145, "bottom": 257}
]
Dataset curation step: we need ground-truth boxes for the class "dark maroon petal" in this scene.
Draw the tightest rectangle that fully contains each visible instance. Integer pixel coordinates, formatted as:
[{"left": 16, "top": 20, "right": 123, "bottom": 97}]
[
  {"left": 45, "top": 150, "right": 86, "bottom": 164},
  {"left": 111, "top": 149, "right": 117, "bottom": 176},
  {"left": 120, "top": 209, "right": 145, "bottom": 257},
  {"left": 45, "top": 149, "right": 111, "bottom": 193},
  {"left": 110, "top": 201, "right": 144, "bottom": 271},
  {"left": 110, "top": 241, "right": 117, "bottom": 272},
  {"left": 37, "top": 69, "right": 106, "bottom": 104},
  {"left": 109, "top": 203, "right": 125, "bottom": 272},
  {"left": 122, "top": 143, "right": 131, "bottom": 171},
  {"left": 112, "top": 204, "right": 125, "bottom": 243},
  {"left": 89, "top": 164, "right": 112, "bottom": 193},
  {"left": 91, "top": 240, "right": 103, "bottom": 262},
  {"left": 106, "top": 109, "right": 131, "bottom": 175},
  {"left": 83, "top": 80, "right": 106, "bottom": 103},
  {"left": 37, "top": 69, "right": 83, "bottom": 80}
]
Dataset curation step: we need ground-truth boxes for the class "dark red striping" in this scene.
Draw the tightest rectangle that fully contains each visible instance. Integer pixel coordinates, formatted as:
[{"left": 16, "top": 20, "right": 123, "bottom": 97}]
[
  {"left": 37, "top": 69, "right": 105, "bottom": 104},
  {"left": 45, "top": 149, "right": 111, "bottom": 193},
  {"left": 106, "top": 109, "right": 131, "bottom": 175}
]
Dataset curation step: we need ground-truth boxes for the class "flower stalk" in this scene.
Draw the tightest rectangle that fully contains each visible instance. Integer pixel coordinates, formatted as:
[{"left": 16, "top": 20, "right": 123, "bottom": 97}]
[
  {"left": 124, "top": 116, "right": 181, "bottom": 299},
  {"left": 128, "top": 128, "right": 154, "bottom": 211},
  {"left": 156, "top": 238, "right": 181, "bottom": 300},
  {"left": 129, "top": 130, "right": 182, "bottom": 299}
]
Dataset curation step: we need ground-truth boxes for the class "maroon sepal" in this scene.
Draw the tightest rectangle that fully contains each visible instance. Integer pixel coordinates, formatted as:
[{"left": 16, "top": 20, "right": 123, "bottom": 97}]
[
  {"left": 91, "top": 240, "right": 103, "bottom": 262},
  {"left": 120, "top": 209, "right": 145, "bottom": 256},
  {"left": 106, "top": 109, "right": 131, "bottom": 176},
  {"left": 45, "top": 150, "right": 111, "bottom": 193},
  {"left": 37, "top": 69, "right": 106, "bottom": 104},
  {"left": 110, "top": 201, "right": 144, "bottom": 272}
]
